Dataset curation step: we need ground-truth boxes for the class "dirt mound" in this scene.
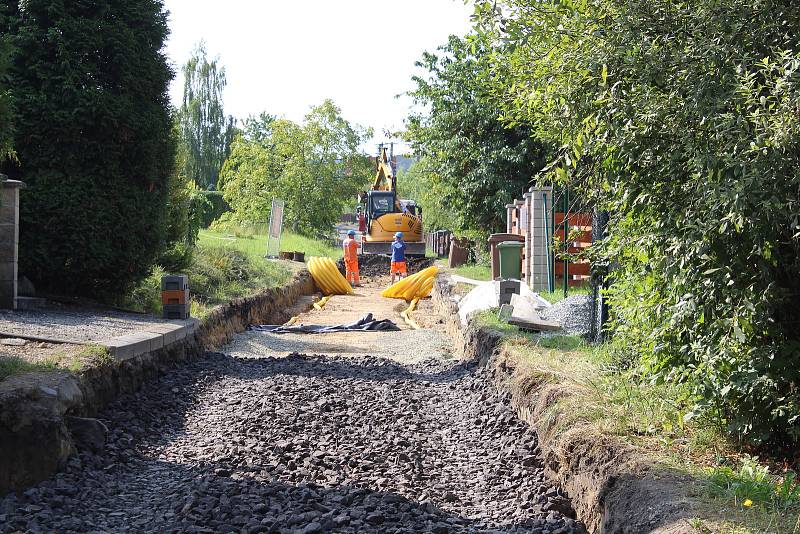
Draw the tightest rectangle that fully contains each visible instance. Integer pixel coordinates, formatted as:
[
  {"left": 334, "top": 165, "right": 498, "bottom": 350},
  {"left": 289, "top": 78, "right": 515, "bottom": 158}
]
[{"left": 337, "top": 255, "right": 435, "bottom": 279}]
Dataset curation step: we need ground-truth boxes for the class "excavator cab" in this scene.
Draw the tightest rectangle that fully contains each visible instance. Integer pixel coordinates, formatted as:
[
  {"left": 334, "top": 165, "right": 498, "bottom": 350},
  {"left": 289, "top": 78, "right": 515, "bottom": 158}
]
[{"left": 367, "top": 191, "right": 394, "bottom": 221}]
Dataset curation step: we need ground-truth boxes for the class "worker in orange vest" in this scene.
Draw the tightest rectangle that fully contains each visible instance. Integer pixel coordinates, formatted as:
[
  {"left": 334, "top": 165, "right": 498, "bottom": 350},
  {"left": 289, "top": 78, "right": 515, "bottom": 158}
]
[{"left": 343, "top": 229, "right": 360, "bottom": 287}]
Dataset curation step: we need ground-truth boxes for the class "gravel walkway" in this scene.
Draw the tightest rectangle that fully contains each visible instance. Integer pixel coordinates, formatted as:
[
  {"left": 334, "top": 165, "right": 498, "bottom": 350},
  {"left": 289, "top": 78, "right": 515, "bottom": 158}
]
[
  {"left": 0, "top": 350, "right": 584, "bottom": 533},
  {"left": 0, "top": 308, "right": 175, "bottom": 343},
  {"left": 227, "top": 329, "right": 450, "bottom": 364}
]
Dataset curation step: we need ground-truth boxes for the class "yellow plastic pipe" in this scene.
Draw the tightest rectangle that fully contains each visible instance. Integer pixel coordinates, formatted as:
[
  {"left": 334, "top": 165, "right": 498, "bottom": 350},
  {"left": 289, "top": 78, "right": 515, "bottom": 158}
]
[
  {"left": 381, "top": 266, "right": 438, "bottom": 301},
  {"left": 313, "top": 295, "right": 332, "bottom": 310},
  {"left": 401, "top": 298, "right": 421, "bottom": 329},
  {"left": 308, "top": 257, "right": 353, "bottom": 296}
]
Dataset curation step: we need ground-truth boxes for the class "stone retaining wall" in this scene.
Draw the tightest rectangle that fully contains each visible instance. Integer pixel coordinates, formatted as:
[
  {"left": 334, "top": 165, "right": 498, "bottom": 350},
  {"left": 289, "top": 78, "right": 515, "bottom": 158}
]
[
  {"left": 433, "top": 275, "right": 695, "bottom": 534},
  {"left": 0, "top": 270, "right": 316, "bottom": 496}
]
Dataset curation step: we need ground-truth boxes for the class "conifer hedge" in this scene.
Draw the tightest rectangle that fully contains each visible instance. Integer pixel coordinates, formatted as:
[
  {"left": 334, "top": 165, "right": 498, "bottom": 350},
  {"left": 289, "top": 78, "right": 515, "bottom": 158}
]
[{"left": 1, "top": 0, "right": 174, "bottom": 295}]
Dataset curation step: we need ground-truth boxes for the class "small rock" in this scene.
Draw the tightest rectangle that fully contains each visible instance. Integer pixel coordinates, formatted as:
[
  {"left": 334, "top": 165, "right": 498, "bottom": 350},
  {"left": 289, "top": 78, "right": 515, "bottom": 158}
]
[
  {"left": 65, "top": 417, "right": 108, "bottom": 452},
  {"left": 1, "top": 338, "right": 27, "bottom": 346}
]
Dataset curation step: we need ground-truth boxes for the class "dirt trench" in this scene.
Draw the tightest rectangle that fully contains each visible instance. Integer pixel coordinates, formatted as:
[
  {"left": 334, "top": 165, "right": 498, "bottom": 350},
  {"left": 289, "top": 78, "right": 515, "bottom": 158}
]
[{"left": 0, "top": 275, "right": 586, "bottom": 534}]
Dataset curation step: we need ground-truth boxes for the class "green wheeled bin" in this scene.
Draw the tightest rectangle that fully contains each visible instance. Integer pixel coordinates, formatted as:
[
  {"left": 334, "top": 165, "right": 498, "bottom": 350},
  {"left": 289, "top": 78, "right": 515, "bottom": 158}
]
[{"left": 497, "top": 241, "right": 524, "bottom": 279}]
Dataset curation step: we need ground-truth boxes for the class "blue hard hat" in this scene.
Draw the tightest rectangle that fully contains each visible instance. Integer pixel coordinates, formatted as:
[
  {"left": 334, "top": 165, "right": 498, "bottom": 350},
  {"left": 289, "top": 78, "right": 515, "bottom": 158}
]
[
  {"left": 394, "top": 232, "right": 403, "bottom": 238},
  {"left": 347, "top": 229, "right": 356, "bottom": 236}
]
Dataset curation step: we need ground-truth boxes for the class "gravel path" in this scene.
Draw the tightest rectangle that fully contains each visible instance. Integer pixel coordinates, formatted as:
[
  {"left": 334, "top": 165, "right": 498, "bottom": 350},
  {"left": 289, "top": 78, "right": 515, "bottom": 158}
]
[
  {"left": 0, "top": 308, "right": 174, "bottom": 343},
  {"left": 227, "top": 329, "right": 450, "bottom": 364},
  {"left": 0, "top": 351, "right": 584, "bottom": 534}
]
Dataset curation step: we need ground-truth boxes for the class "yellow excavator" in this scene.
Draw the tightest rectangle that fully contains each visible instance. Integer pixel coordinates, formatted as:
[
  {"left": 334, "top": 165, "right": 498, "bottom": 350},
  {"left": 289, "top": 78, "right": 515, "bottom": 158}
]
[{"left": 359, "top": 146, "right": 425, "bottom": 256}]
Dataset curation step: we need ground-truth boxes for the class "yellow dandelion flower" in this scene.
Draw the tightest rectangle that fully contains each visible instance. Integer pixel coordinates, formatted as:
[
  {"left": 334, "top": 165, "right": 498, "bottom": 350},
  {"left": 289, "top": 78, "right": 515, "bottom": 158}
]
[{"left": 743, "top": 499, "right": 753, "bottom": 507}]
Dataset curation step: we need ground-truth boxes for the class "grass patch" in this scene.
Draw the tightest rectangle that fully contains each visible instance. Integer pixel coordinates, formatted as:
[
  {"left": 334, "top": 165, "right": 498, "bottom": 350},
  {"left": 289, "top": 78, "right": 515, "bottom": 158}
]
[
  {"left": 0, "top": 344, "right": 111, "bottom": 381},
  {"left": 449, "top": 263, "right": 492, "bottom": 281},
  {"left": 474, "top": 308, "right": 800, "bottom": 533},
  {"left": 125, "top": 244, "right": 292, "bottom": 318},
  {"left": 0, "top": 355, "right": 58, "bottom": 381},
  {"left": 199, "top": 228, "right": 341, "bottom": 260},
  {"left": 537, "top": 285, "right": 591, "bottom": 304},
  {"left": 126, "top": 226, "right": 340, "bottom": 318}
]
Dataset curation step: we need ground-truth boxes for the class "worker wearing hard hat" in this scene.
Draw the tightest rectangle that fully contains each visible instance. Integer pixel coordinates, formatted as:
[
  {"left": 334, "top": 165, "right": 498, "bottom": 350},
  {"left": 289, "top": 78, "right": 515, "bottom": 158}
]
[
  {"left": 390, "top": 231, "right": 407, "bottom": 284},
  {"left": 343, "top": 229, "right": 360, "bottom": 287}
]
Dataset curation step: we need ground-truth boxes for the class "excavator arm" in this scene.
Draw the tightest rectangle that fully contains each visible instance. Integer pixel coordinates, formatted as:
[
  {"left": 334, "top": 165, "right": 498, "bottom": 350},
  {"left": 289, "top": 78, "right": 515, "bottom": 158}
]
[{"left": 370, "top": 147, "right": 395, "bottom": 192}]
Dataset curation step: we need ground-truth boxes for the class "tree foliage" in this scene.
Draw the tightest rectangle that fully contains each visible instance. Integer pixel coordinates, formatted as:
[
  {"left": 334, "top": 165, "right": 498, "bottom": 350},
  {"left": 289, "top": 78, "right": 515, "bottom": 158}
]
[
  {"left": 159, "top": 118, "right": 209, "bottom": 270},
  {"left": 0, "top": 8, "right": 14, "bottom": 162},
  {"left": 219, "top": 100, "right": 372, "bottom": 235},
  {"left": 405, "top": 34, "right": 552, "bottom": 237},
  {"left": 179, "top": 42, "right": 236, "bottom": 190},
  {"left": 2, "top": 0, "right": 174, "bottom": 295},
  {"left": 475, "top": 0, "right": 800, "bottom": 446}
]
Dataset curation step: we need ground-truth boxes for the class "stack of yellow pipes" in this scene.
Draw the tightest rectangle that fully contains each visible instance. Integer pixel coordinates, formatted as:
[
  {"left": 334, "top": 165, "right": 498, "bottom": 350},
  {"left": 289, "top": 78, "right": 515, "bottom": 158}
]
[
  {"left": 380, "top": 266, "right": 438, "bottom": 301},
  {"left": 307, "top": 257, "right": 353, "bottom": 296}
]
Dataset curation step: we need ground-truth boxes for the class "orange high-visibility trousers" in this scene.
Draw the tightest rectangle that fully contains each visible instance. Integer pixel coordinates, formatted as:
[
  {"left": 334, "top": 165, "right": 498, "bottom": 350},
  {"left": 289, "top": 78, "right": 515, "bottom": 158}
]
[{"left": 345, "top": 259, "right": 360, "bottom": 284}]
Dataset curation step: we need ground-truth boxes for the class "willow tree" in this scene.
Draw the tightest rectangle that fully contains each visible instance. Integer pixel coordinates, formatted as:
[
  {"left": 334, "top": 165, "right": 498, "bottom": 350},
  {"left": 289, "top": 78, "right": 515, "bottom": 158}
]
[{"left": 179, "top": 42, "right": 236, "bottom": 189}]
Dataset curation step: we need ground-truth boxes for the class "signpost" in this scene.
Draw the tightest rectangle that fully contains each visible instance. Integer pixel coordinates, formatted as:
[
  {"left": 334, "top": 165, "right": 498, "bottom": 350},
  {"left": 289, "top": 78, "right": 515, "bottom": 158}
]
[{"left": 265, "top": 198, "right": 284, "bottom": 259}]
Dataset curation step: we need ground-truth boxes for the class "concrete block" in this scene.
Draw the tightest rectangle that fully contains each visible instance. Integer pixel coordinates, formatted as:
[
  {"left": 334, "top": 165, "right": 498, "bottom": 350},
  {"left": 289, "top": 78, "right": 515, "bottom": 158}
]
[
  {"left": 140, "top": 331, "right": 164, "bottom": 351},
  {"left": 495, "top": 279, "right": 521, "bottom": 305},
  {"left": 183, "top": 318, "right": 200, "bottom": 335},
  {"left": 161, "top": 275, "right": 188, "bottom": 291},
  {"left": 101, "top": 338, "right": 137, "bottom": 360},
  {"left": 510, "top": 293, "right": 542, "bottom": 323},
  {"left": 163, "top": 303, "right": 190, "bottom": 320},
  {"left": 102, "top": 333, "right": 152, "bottom": 360},
  {"left": 143, "top": 323, "right": 185, "bottom": 347}
]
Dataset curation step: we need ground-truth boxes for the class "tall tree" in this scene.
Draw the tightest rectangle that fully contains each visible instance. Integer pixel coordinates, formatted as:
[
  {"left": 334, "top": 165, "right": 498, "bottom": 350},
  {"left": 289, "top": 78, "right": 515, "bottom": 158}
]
[
  {"left": 0, "top": 8, "right": 13, "bottom": 162},
  {"left": 179, "top": 42, "right": 236, "bottom": 190},
  {"left": 219, "top": 100, "right": 372, "bottom": 235},
  {"left": 2, "top": 0, "right": 174, "bottom": 295},
  {"left": 406, "top": 34, "right": 552, "bottom": 237}
]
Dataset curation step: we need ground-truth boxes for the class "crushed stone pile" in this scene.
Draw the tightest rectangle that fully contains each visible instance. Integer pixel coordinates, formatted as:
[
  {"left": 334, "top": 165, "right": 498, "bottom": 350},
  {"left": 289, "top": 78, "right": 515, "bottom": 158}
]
[
  {"left": 539, "top": 294, "right": 593, "bottom": 337},
  {"left": 0, "top": 352, "right": 585, "bottom": 534}
]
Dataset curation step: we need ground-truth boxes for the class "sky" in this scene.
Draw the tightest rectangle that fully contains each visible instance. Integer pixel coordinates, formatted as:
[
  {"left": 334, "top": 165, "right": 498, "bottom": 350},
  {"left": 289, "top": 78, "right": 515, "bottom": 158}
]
[{"left": 163, "top": 0, "right": 474, "bottom": 153}]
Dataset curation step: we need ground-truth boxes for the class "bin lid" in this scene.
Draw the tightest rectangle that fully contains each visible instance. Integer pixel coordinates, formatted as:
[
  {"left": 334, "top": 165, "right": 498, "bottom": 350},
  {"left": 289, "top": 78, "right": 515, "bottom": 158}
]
[
  {"left": 497, "top": 241, "right": 525, "bottom": 249},
  {"left": 487, "top": 233, "right": 524, "bottom": 244}
]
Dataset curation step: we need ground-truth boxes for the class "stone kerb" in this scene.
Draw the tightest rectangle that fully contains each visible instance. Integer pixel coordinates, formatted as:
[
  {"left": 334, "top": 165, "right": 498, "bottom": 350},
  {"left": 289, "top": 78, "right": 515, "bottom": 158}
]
[{"left": 99, "top": 319, "right": 199, "bottom": 361}]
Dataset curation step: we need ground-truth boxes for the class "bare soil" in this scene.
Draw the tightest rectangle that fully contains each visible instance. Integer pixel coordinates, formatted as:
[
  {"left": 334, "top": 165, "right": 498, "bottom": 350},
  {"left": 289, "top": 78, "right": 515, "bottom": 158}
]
[{"left": 228, "top": 274, "right": 449, "bottom": 364}]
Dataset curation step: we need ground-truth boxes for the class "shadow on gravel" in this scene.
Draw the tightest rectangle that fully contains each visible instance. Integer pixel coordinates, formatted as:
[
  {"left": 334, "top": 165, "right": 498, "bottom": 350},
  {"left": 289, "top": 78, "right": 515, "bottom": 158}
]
[
  {"left": 0, "top": 454, "right": 566, "bottom": 533},
  {"left": 0, "top": 350, "right": 579, "bottom": 534},
  {"left": 223, "top": 352, "right": 474, "bottom": 385}
]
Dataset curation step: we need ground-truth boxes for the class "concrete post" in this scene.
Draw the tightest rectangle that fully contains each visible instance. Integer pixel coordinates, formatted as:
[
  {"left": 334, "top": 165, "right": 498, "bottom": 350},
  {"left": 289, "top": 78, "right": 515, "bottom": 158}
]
[
  {"left": 522, "top": 191, "right": 533, "bottom": 281},
  {"left": 505, "top": 204, "right": 515, "bottom": 234},
  {"left": 0, "top": 176, "right": 25, "bottom": 309},
  {"left": 525, "top": 186, "right": 553, "bottom": 292}
]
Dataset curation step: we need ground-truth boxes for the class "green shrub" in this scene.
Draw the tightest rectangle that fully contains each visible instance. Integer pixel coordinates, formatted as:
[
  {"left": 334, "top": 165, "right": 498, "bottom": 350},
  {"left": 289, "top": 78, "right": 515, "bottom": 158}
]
[
  {"left": 477, "top": 0, "right": 800, "bottom": 447},
  {"left": 2, "top": 0, "right": 174, "bottom": 295},
  {"left": 200, "top": 191, "right": 230, "bottom": 227},
  {"left": 122, "top": 266, "right": 165, "bottom": 315},
  {"left": 708, "top": 457, "right": 800, "bottom": 511}
]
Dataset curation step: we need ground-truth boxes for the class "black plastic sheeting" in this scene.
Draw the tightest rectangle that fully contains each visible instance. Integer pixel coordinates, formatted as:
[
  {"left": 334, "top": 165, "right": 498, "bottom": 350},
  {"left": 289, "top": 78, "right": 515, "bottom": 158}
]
[{"left": 249, "top": 313, "right": 400, "bottom": 334}]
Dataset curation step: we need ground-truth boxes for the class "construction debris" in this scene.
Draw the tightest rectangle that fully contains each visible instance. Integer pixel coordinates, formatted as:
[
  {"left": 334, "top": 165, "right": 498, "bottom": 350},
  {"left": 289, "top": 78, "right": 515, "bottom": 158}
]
[
  {"left": 249, "top": 313, "right": 400, "bottom": 334},
  {"left": 456, "top": 278, "right": 551, "bottom": 325}
]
